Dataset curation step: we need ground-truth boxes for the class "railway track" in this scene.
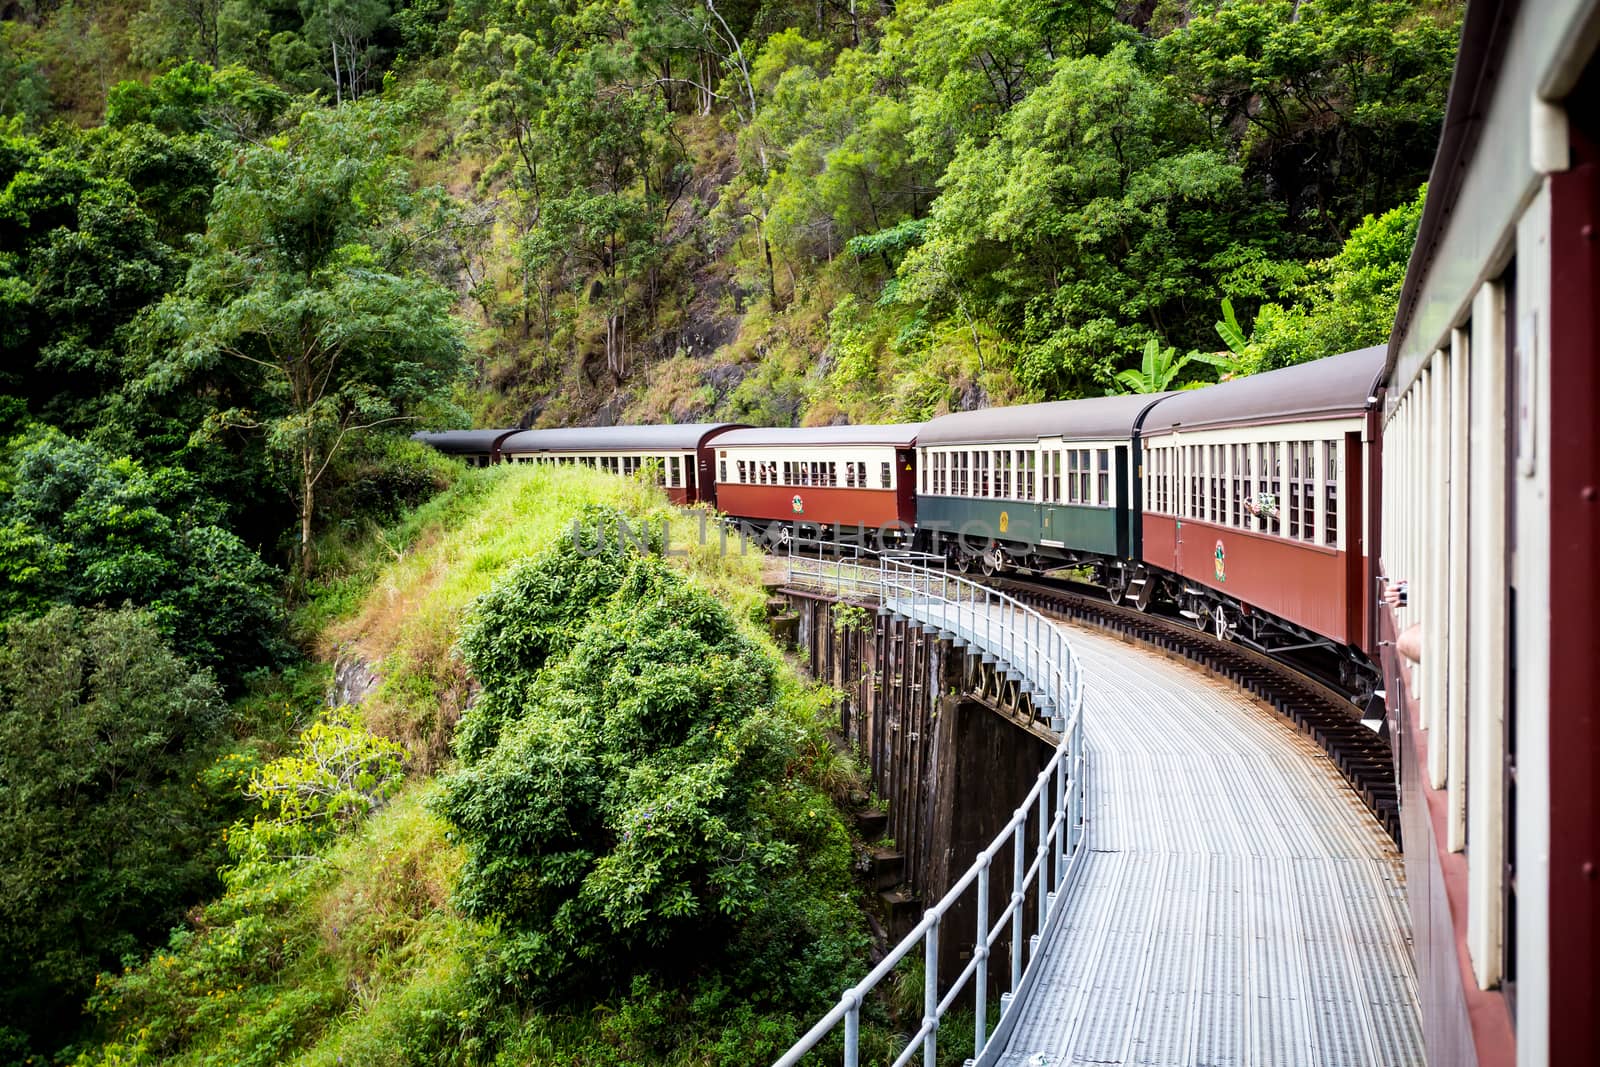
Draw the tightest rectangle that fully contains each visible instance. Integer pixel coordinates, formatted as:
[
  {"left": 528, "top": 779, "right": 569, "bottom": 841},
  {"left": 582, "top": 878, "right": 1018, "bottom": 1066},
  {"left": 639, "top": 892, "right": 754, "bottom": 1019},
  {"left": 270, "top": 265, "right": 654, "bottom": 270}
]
[{"left": 985, "top": 575, "right": 1401, "bottom": 842}]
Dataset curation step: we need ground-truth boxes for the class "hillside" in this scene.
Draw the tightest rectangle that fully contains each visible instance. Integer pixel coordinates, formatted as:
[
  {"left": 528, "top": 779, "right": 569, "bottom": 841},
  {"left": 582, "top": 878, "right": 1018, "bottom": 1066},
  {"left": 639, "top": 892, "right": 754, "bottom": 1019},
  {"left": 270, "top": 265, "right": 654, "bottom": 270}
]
[
  {"left": 67, "top": 466, "right": 877, "bottom": 1066},
  {"left": 3, "top": 1, "right": 1460, "bottom": 434}
]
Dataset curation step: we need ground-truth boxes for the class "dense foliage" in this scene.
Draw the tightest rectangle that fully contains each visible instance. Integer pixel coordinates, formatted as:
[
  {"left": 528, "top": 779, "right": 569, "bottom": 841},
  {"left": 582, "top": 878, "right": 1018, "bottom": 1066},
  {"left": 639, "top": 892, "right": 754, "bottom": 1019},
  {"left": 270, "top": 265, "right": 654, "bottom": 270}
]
[
  {"left": 0, "top": 608, "right": 229, "bottom": 1052},
  {"left": 441, "top": 508, "right": 861, "bottom": 1014},
  {"left": 78, "top": 487, "right": 868, "bottom": 1067}
]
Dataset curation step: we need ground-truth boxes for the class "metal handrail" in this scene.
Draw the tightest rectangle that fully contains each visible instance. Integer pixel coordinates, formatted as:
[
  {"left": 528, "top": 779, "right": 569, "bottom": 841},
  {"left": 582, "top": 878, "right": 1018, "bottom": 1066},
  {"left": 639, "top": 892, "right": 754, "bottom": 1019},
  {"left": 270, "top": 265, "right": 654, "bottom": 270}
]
[{"left": 777, "top": 546, "right": 1087, "bottom": 1067}]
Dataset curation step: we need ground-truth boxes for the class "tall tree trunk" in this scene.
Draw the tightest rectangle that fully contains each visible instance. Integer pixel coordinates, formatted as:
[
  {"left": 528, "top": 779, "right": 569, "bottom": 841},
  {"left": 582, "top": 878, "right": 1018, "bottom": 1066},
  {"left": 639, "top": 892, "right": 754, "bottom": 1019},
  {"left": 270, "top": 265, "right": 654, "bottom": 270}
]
[
  {"left": 330, "top": 37, "right": 343, "bottom": 106},
  {"left": 299, "top": 450, "right": 316, "bottom": 580}
]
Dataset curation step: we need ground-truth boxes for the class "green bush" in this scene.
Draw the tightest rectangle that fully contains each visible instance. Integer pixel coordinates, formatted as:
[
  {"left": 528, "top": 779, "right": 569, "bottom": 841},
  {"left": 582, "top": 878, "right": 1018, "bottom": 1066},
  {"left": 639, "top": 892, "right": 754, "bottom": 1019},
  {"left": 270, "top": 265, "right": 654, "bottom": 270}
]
[{"left": 439, "top": 506, "right": 865, "bottom": 1017}]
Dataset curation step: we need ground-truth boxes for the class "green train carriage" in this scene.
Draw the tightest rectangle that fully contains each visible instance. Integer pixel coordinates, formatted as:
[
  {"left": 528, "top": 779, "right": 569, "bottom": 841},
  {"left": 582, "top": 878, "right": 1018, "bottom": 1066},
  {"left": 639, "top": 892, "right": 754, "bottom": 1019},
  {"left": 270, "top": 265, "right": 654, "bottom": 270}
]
[{"left": 913, "top": 394, "right": 1172, "bottom": 588}]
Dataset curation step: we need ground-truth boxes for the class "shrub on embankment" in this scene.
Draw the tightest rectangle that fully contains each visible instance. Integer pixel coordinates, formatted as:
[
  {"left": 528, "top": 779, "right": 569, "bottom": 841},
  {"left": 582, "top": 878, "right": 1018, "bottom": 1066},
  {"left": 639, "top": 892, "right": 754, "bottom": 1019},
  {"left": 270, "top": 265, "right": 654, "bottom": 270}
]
[{"left": 73, "top": 466, "right": 869, "bottom": 1066}]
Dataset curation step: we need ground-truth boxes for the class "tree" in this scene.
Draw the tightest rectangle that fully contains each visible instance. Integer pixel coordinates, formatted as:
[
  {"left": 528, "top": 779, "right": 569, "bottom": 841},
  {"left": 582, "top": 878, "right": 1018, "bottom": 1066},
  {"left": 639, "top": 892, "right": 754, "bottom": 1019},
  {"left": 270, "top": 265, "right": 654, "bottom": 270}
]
[
  {"left": 130, "top": 0, "right": 226, "bottom": 68},
  {"left": 141, "top": 100, "right": 464, "bottom": 577},
  {"left": 439, "top": 510, "right": 860, "bottom": 1002},
  {"left": 0, "top": 21, "right": 51, "bottom": 130},
  {"left": 0, "top": 430, "right": 288, "bottom": 684},
  {"left": 1227, "top": 183, "right": 1426, "bottom": 369},
  {"left": 300, "top": 0, "right": 391, "bottom": 105},
  {"left": 1161, "top": 0, "right": 1458, "bottom": 241},
  {"left": 897, "top": 43, "right": 1261, "bottom": 395},
  {"left": 0, "top": 607, "right": 230, "bottom": 1052}
]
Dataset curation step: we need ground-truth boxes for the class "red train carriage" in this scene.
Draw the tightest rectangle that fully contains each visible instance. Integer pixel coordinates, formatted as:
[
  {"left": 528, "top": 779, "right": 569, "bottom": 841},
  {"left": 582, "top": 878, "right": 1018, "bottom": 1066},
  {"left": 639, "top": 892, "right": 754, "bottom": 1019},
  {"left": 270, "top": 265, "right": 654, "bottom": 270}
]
[
  {"left": 1138, "top": 346, "right": 1386, "bottom": 660},
  {"left": 712, "top": 426, "right": 920, "bottom": 539},
  {"left": 499, "top": 424, "right": 743, "bottom": 505},
  {"left": 1379, "top": 2, "right": 1600, "bottom": 1062}
]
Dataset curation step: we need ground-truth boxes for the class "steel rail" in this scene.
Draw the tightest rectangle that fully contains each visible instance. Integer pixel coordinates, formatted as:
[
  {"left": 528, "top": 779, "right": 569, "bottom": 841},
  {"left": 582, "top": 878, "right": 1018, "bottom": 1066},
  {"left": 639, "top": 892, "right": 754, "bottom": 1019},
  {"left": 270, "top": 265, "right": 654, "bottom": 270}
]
[{"left": 774, "top": 547, "right": 1088, "bottom": 1067}]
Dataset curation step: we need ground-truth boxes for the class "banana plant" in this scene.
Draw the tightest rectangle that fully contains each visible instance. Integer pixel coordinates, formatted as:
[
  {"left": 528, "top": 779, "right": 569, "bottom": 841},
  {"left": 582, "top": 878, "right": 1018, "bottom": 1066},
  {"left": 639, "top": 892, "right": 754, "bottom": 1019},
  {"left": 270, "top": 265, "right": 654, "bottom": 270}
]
[
  {"left": 1188, "top": 296, "right": 1254, "bottom": 380},
  {"left": 1114, "top": 338, "right": 1198, "bottom": 394}
]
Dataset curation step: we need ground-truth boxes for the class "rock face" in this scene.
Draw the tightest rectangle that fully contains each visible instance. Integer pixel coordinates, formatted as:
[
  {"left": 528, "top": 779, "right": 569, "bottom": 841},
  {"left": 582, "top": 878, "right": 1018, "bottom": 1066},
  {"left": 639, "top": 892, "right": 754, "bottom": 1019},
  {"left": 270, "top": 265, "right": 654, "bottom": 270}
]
[{"left": 329, "top": 651, "right": 380, "bottom": 709}]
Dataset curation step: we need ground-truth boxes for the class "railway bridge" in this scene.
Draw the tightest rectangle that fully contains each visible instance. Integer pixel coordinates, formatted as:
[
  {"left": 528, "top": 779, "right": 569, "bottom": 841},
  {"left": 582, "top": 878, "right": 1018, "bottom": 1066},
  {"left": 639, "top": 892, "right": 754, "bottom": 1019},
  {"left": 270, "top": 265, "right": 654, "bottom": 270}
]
[{"left": 773, "top": 552, "right": 1422, "bottom": 1067}]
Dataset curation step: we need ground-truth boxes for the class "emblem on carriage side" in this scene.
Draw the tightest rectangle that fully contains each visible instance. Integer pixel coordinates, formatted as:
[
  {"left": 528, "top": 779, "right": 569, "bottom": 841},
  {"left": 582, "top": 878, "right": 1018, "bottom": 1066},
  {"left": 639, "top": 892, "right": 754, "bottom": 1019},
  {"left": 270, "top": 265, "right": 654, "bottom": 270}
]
[
  {"left": 1214, "top": 539, "right": 1227, "bottom": 582},
  {"left": 791, "top": 494, "right": 804, "bottom": 514},
  {"left": 999, "top": 510, "right": 1009, "bottom": 534}
]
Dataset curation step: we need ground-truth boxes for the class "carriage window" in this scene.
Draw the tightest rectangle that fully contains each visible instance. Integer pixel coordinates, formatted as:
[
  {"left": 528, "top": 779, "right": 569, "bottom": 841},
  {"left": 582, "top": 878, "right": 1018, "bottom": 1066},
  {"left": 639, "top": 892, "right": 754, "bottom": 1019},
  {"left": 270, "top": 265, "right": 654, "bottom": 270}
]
[
  {"left": 1287, "top": 443, "right": 1302, "bottom": 539},
  {"left": 1301, "top": 441, "right": 1317, "bottom": 542},
  {"left": 1191, "top": 447, "right": 1200, "bottom": 517},
  {"left": 1210, "top": 448, "right": 1219, "bottom": 521},
  {"left": 880, "top": 461, "right": 891, "bottom": 489},
  {"left": 736, "top": 459, "right": 747, "bottom": 483},
  {"left": 997, "top": 451, "right": 1010, "bottom": 499},
  {"left": 1323, "top": 440, "right": 1339, "bottom": 546},
  {"left": 1267, "top": 443, "right": 1281, "bottom": 532},
  {"left": 846, "top": 461, "right": 858, "bottom": 488},
  {"left": 1097, "top": 450, "right": 1110, "bottom": 506},
  {"left": 1066, "top": 450, "right": 1080, "bottom": 503}
]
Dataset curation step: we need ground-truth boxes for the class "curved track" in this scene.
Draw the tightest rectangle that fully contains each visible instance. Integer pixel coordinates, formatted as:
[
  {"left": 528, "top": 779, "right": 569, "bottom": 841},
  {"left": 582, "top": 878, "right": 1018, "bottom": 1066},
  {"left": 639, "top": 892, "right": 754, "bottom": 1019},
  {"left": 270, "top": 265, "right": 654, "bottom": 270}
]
[{"left": 988, "top": 576, "right": 1399, "bottom": 841}]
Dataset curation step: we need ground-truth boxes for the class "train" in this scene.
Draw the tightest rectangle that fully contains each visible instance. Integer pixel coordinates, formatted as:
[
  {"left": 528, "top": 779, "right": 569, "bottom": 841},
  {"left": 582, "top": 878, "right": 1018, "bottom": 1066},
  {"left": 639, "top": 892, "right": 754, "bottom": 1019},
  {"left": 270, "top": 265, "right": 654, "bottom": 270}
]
[
  {"left": 416, "top": 2, "right": 1600, "bottom": 1060},
  {"left": 416, "top": 345, "right": 1387, "bottom": 699}
]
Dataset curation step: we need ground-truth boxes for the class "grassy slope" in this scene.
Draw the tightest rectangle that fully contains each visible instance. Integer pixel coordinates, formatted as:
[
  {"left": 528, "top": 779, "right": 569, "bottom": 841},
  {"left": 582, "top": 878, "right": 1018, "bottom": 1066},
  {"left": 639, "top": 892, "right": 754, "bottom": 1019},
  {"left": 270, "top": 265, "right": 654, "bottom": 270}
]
[{"left": 82, "top": 465, "right": 844, "bottom": 1067}]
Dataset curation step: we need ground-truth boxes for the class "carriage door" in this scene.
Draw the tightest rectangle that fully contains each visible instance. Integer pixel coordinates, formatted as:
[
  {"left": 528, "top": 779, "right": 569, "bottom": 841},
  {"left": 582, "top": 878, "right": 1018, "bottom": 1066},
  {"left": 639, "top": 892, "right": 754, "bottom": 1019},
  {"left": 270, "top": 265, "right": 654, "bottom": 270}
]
[
  {"left": 1116, "top": 444, "right": 1131, "bottom": 558},
  {"left": 1040, "top": 440, "right": 1061, "bottom": 542},
  {"left": 895, "top": 448, "right": 916, "bottom": 528}
]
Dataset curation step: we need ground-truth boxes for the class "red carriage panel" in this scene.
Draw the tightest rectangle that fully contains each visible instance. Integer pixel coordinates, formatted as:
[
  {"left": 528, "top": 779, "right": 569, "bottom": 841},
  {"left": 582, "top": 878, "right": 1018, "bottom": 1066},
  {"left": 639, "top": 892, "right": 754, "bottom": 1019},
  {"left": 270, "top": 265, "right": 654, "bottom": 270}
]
[
  {"left": 1168, "top": 517, "right": 1354, "bottom": 646},
  {"left": 716, "top": 483, "right": 909, "bottom": 530}
]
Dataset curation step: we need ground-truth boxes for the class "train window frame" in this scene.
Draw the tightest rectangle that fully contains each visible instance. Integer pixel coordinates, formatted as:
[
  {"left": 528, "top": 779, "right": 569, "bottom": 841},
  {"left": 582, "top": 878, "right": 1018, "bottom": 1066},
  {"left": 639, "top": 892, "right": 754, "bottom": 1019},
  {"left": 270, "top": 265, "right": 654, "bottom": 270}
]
[
  {"left": 1301, "top": 441, "right": 1317, "bottom": 543},
  {"left": 1096, "top": 449, "right": 1110, "bottom": 507},
  {"left": 1288, "top": 443, "right": 1301, "bottom": 539},
  {"left": 1323, "top": 439, "right": 1338, "bottom": 546},
  {"left": 880, "top": 461, "right": 892, "bottom": 490}
]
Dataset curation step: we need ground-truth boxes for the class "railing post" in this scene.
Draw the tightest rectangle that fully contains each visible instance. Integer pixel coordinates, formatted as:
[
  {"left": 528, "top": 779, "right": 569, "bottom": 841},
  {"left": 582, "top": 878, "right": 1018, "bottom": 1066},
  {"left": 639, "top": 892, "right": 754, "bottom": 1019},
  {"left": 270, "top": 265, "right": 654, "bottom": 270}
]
[
  {"left": 1037, "top": 785, "right": 1050, "bottom": 933},
  {"left": 1054, "top": 752, "right": 1067, "bottom": 885},
  {"left": 844, "top": 990, "right": 859, "bottom": 1067},
  {"left": 976, "top": 858, "right": 990, "bottom": 1057},
  {"left": 924, "top": 915, "right": 939, "bottom": 1067},
  {"left": 1011, "top": 821, "right": 1025, "bottom": 990}
]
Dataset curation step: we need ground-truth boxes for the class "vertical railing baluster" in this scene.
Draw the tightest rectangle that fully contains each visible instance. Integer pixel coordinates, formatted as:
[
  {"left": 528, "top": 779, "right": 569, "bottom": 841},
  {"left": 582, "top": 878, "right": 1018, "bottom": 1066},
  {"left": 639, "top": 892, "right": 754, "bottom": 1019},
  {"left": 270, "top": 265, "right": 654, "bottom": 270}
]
[
  {"left": 1037, "top": 785, "right": 1049, "bottom": 934},
  {"left": 1054, "top": 754, "right": 1067, "bottom": 885},
  {"left": 924, "top": 916, "right": 939, "bottom": 1067},
  {"left": 1011, "top": 821, "right": 1024, "bottom": 990},
  {"left": 976, "top": 858, "right": 990, "bottom": 1057},
  {"left": 844, "top": 991, "right": 859, "bottom": 1067}
]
